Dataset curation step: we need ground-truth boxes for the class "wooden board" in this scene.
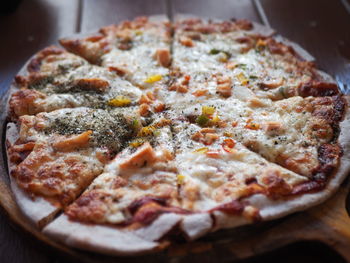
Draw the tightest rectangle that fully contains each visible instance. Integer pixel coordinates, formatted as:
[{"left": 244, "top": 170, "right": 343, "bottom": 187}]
[
  {"left": 0, "top": 0, "right": 80, "bottom": 99},
  {"left": 1, "top": 0, "right": 350, "bottom": 262},
  {"left": 170, "top": 0, "right": 260, "bottom": 22},
  {"left": 80, "top": 0, "right": 167, "bottom": 32}
]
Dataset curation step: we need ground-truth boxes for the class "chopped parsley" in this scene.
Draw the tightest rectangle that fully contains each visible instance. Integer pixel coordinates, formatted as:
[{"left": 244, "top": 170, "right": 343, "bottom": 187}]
[
  {"left": 196, "top": 114, "right": 210, "bottom": 126},
  {"left": 237, "top": 63, "right": 247, "bottom": 70},
  {"left": 209, "top": 49, "right": 231, "bottom": 58}
]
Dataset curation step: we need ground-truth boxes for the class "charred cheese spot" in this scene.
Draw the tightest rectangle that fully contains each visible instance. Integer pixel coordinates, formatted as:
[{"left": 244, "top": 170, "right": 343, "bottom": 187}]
[{"left": 261, "top": 170, "right": 292, "bottom": 199}]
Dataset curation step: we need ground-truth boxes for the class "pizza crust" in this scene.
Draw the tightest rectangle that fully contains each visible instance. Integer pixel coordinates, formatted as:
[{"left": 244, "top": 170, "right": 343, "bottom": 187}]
[
  {"left": 6, "top": 123, "right": 60, "bottom": 228},
  {"left": 133, "top": 213, "right": 182, "bottom": 241},
  {"left": 147, "top": 14, "right": 169, "bottom": 23},
  {"left": 10, "top": 181, "right": 59, "bottom": 228},
  {"left": 43, "top": 215, "right": 160, "bottom": 256},
  {"left": 174, "top": 13, "right": 275, "bottom": 37},
  {"left": 274, "top": 35, "right": 315, "bottom": 61},
  {"left": 43, "top": 212, "right": 181, "bottom": 255},
  {"left": 180, "top": 213, "right": 213, "bottom": 240},
  {"left": 43, "top": 212, "right": 212, "bottom": 252}
]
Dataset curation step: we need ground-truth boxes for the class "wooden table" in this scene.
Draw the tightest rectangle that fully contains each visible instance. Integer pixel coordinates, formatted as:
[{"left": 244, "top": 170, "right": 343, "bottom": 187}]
[{"left": 0, "top": 0, "right": 349, "bottom": 262}]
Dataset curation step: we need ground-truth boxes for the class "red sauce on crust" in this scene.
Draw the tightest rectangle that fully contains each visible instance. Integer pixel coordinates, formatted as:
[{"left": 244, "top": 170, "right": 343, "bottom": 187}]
[
  {"left": 291, "top": 180, "right": 325, "bottom": 195},
  {"left": 177, "top": 18, "right": 253, "bottom": 34},
  {"left": 27, "top": 46, "right": 64, "bottom": 73},
  {"left": 210, "top": 200, "right": 245, "bottom": 215},
  {"left": 66, "top": 191, "right": 109, "bottom": 223},
  {"left": 298, "top": 81, "right": 339, "bottom": 97},
  {"left": 128, "top": 196, "right": 167, "bottom": 214},
  {"left": 291, "top": 143, "right": 342, "bottom": 195}
]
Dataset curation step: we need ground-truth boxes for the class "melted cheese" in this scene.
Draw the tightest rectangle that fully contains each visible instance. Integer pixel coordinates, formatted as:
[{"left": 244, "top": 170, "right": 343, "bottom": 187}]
[
  {"left": 14, "top": 52, "right": 143, "bottom": 117},
  {"left": 176, "top": 143, "right": 306, "bottom": 211},
  {"left": 172, "top": 26, "right": 315, "bottom": 101},
  {"left": 102, "top": 46, "right": 169, "bottom": 89}
]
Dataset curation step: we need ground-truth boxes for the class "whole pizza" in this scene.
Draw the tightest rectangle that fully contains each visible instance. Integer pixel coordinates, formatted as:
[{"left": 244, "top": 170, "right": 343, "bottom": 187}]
[{"left": 5, "top": 15, "right": 350, "bottom": 255}]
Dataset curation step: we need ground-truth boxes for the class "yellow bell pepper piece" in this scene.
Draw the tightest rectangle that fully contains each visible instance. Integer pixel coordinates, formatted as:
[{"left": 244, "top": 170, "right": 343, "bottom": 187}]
[
  {"left": 108, "top": 96, "right": 131, "bottom": 107},
  {"left": 177, "top": 174, "right": 185, "bottom": 185},
  {"left": 193, "top": 147, "right": 209, "bottom": 154},
  {"left": 202, "top": 106, "right": 216, "bottom": 115},
  {"left": 137, "top": 126, "right": 156, "bottom": 137},
  {"left": 144, "top": 74, "right": 162, "bottom": 83},
  {"left": 129, "top": 138, "right": 146, "bottom": 147},
  {"left": 236, "top": 72, "right": 249, "bottom": 85}
]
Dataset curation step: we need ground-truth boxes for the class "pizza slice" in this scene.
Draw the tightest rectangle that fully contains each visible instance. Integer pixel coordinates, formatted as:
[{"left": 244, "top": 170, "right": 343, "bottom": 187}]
[
  {"left": 170, "top": 17, "right": 339, "bottom": 102},
  {"left": 169, "top": 18, "right": 252, "bottom": 98},
  {"left": 168, "top": 93, "right": 345, "bottom": 190},
  {"left": 9, "top": 46, "right": 143, "bottom": 118},
  {"left": 6, "top": 107, "right": 136, "bottom": 226},
  {"left": 224, "top": 95, "right": 345, "bottom": 180},
  {"left": 57, "top": 115, "right": 178, "bottom": 222},
  {"left": 60, "top": 16, "right": 172, "bottom": 90},
  {"left": 222, "top": 34, "right": 340, "bottom": 100},
  {"left": 172, "top": 122, "right": 307, "bottom": 229},
  {"left": 172, "top": 96, "right": 348, "bottom": 228}
]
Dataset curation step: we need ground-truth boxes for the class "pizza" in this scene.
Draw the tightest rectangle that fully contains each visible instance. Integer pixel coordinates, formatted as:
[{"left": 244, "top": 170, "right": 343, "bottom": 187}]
[{"left": 5, "top": 15, "right": 350, "bottom": 255}]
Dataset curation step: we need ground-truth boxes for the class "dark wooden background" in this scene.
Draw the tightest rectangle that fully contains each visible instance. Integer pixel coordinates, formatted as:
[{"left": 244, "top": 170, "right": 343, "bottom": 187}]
[{"left": 0, "top": 0, "right": 349, "bottom": 262}]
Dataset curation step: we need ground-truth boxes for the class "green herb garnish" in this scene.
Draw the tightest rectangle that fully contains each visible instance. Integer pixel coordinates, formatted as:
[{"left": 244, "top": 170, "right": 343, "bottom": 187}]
[
  {"left": 237, "top": 63, "right": 247, "bottom": 70},
  {"left": 278, "top": 86, "right": 289, "bottom": 98},
  {"left": 209, "top": 49, "right": 231, "bottom": 58},
  {"left": 196, "top": 115, "right": 210, "bottom": 127},
  {"left": 249, "top": 75, "right": 258, "bottom": 80}
]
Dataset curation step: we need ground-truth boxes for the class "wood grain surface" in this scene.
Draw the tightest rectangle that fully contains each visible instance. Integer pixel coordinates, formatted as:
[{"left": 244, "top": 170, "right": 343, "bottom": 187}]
[
  {"left": 0, "top": 0, "right": 349, "bottom": 262},
  {"left": 81, "top": 0, "right": 167, "bottom": 32},
  {"left": 171, "top": 0, "right": 260, "bottom": 22},
  {"left": 0, "top": 0, "right": 80, "bottom": 99}
]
